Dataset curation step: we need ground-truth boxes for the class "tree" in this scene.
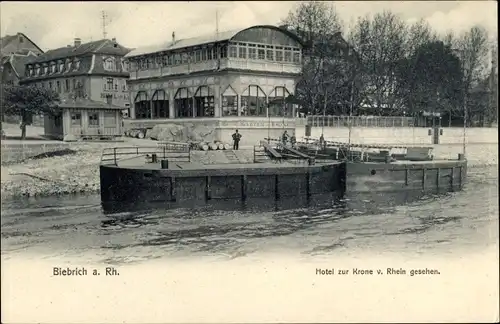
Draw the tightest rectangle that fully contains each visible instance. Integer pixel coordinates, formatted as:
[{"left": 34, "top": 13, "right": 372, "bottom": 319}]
[
  {"left": 281, "top": 1, "right": 355, "bottom": 116},
  {"left": 348, "top": 11, "right": 409, "bottom": 115},
  {"left": 400, "top": 41, "right": 463, "bottom": 125},
  {"left": 1, "top": 84, "right": 60, "bottom": 139},
  {"left": 453, "top": 25, "right": 490, "bottom": 126}
]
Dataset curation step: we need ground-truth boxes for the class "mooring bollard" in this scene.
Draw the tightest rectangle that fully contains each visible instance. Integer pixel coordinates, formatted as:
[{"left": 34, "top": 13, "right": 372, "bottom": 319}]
[{"left": 161, "top": 159, "right": 169, "bottom": 169}]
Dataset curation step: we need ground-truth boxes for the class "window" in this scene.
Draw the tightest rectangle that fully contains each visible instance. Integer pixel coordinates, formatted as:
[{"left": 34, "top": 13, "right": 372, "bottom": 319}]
[
  {"left": 36, "top": 65, "right": 41, "bottom": 75},
  {"left": 238, "top": 45, "right": 247, "bottom": 58},
  {"left": 49, "top": 82, "right": 53, "bottom": 89},
  {"left": 194, "top": 86, "right": 214, "bottom": 118},
  {"left": 201, "top": 49, "right": 207, "bottom": 61},
  {"left": 59, "top": 62, "right": 64, "bottom": 72},
  {"left": 229, "top": 46, "right": 237, "bottom": 58},
  {"left": 241, "top": 85, "right": 266, "bottom": 117},
  {"left": 174, "top": 53, "right": 181, "bottom": 65},
  {"left": 67, "top": 61, "right": 72, "bottom": 71},
  {"left": 122, "top": 83, "right": 127, "bottom": 91},
  {"left": 72, "top": 79, "right": 76, "bottom": 90},
  {"left": 275, "top": 47, "right": 283, "bottom": 62},
  {"left": 167, "top": 55, "right": 173, "bottom": 65},
  {"left": 19, "top": 36, "right": 24, "bottom": 43},
  {"left": 174, "top": 88, "right": 192, "bottom": 118},
  {"left": 104, "top": 57, "right": 116, "bottom": 71},
  {"left": 222, "top": 95, "right": 238, "bottom": 116},
  {"left": 134, "top": 91, "right": 151, "bottom": 119},
  {"left": 284, "top": 50, "right": 292, "bottom": 62},
  {"left": 56, "top": 81, "right": 61, "bottom": 93},
  {"left": 266, "top": 49, "right": 274, "bottom": 61},
  {"left": 71, "top": 112, "right": 82, "bottom": 126},
  {"left": 181, "top": 53, "right": 188, "bottom": 64},
  {"left": 195, "top": 50, "right": 201, "bottom": 62},
  {"left": 207, "top": 49, "right": 213, "bottom": 60},
  {"left": 107, "top": 78, "right": 114, "bottom": 91},
  {"left": 88, "top": 113, "right": 99, "bottom": 127},
  {"left": 220, "top": 45, "right": 227, "bottom": 58},
  {"left": 293, "top": 52, "right": 301, "bottom": 63},
  {"left": 152, "top": 90, "right": 169, "bottom": 119},
  {"left": 50, "top": 63, "right": 56, "bottom": 74},
  {"left": 248, "top": 48, "right": 257, "bottom": 59},
  {"left": 74, "top": 60, "right": 80, "bottom": 71},
  {"left": 103, "top": 111, "right": 116, "bottom": 126},
  {"left": 162, "top": 55, "right": 168, "bottom": 66},
  {"left": 43, "top": 65, "right": 48, "bottom": 74}
]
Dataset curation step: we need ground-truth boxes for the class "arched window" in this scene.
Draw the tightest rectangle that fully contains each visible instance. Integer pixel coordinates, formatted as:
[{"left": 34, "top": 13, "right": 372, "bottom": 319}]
[
  {"left": 152, "top": 89, "right": 169, "bottom": 119},
  {"left": 43, "top": 64, "right": 48, "bottom": 75},
  {"left": 174, "top": 87, "right": 192, "bottom": 118},
  {"left": 35, "top": 64, "right": 41, "bottom": 75},
  {"left": 268, "top": 86, "right": 291, "bottom": 117},
  {"left": 134, "top": 91, "right": 150, "bottom": 119},
  {"left": 58, "top": 61, "right": 64, "bottom": 73},
  {"left": 103, "top": 57, "right": 116, "bottom": 71},
  {"left": 241, "top": 85, "right": 266, "bottom": 117},
  {"left": 193, "top": 86, "right": 214, "bottom": 118},
  {"left": 221, "top": 86, "right": 238, "bottom": 116}
]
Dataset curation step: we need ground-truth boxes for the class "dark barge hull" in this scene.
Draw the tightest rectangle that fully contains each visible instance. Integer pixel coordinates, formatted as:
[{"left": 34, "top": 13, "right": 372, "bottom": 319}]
[{"left": 100, "top": 162, "right": 346, "bottom": 208}]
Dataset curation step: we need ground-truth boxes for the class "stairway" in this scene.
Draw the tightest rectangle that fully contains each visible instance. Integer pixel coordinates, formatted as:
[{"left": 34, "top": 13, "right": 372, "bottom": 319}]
[{"left": 223, "top": 150, "right": 240, "bottom": 163}]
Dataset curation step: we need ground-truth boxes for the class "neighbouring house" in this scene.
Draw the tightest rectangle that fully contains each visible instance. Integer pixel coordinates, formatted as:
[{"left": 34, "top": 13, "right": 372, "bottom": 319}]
[
  {"left": 1, "top": 32, "right": 44, "bottom": 125},
  {"left": 19, "top": 37, "right": 131, "bottom": 139},
  {"left": 44, "top": 96, "right": 123, "bottom": 140}
]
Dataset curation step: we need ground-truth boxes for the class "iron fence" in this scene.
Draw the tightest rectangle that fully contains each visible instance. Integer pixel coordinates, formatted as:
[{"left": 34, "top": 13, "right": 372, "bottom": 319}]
[{"left": 304, "top": 115, "right": 416, "bottom": 127}]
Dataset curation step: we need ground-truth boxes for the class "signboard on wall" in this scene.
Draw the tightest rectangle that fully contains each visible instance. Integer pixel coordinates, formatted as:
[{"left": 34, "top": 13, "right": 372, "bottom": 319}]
[{"left": 100, "top": 93, "right": 130, "bottom": 101}]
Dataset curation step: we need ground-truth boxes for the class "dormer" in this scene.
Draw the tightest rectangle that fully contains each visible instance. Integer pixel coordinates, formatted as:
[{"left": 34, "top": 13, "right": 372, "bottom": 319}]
[
  {"left": 49, "top": 61, "right": 57, "bottom": 74},
  {"left": 58, "top": 60, "right": 65, "bottom": 73},
  {"left": 103, "top": 56, "right": 117, "bottom": 72}
]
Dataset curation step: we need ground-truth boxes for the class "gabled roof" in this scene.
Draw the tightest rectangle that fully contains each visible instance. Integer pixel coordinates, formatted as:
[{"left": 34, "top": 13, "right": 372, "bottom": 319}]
[
  {"left": 7, "top": 54, "right": 36, "bottom": 77},
  {"left": 0, "top": 32, "right": 44, "bottom": 55},
  {"left": 125, "top": 25, "right": 304, "bottom": 58},
  {"left": 59, "top": 97, "right": 124, "bottom": 110},
  {"left": 29, "top": 39, "right": 130, "bottom": 64}
]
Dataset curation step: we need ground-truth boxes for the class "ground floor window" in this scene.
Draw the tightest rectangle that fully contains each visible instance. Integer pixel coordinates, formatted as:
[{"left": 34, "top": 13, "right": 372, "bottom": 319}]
[
  {"left": 268, "top": 86, "right": 292, "bottom": 117},
  {"left": 222, "top": 95, "right": 238, "bottom": 116},
  {"left": 134, "top": 91, "right": 150, "bottom": 119},
  {"left": 152, "top": 90, "right": 169, "bottom": 119},
  {"left": 241, "top": 85, "right": 266, "bottom": 116},
  {"left": 174, "top": 88, "right": 192, "bottom": 118},
  {"left": 88, "top": 112, "right": 99, "bottom": 127},
  {"left": 194, "top": 86, "right": 214, "bottom": 117},
  {"left": 71, "top": 112, "right": 82, "bottom": 126}
]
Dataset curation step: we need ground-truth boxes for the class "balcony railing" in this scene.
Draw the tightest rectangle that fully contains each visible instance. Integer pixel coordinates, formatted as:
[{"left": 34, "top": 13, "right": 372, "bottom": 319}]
[
  {"left": 100, "top": 143, "right": 190, "bottom": 165},
  {"left": 129, "top": 59, "right": 301, "bottom": 80},
  {"left": 302, "top": 115, "right": 416, "bottom": 128}
]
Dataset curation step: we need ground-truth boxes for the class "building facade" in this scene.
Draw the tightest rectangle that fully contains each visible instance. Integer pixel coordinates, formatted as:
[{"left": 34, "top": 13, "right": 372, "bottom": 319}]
[
  {"left": 21, "top": 37, "right": 131, "bottom": 110},
  {"left": 19, "top": 37, "right": 131, "bottom": 139},
  {"left": 125, "top": 25, "right": 304, "bottom": 121}
]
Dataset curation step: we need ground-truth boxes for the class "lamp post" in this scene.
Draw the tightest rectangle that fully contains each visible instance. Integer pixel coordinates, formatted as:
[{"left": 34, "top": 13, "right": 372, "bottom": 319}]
[{"left": 452, "top": 48, "right": 468, "bottom": 158}]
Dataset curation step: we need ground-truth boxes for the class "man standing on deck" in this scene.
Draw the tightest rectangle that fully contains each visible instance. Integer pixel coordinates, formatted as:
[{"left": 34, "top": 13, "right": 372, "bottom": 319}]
[
  {"left": 232, "top": 129, "right": 242, "bottom": 150},
  {"left": 282, "top": 130, "right": 289, "bottom": 146}
]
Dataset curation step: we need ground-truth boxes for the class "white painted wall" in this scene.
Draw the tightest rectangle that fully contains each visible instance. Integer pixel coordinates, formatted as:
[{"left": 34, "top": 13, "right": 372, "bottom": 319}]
[{"left": 294, "top": 126, "right": 498, "bottom": 145}]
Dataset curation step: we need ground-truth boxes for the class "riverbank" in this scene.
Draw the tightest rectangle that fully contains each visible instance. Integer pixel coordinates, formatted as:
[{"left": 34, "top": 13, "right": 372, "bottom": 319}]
[
  {"left": 0, "top": 139, "right": 257, "bottom": 199},
  {"left": 1, "top": 139, "right": 497, "bottom": 200}
]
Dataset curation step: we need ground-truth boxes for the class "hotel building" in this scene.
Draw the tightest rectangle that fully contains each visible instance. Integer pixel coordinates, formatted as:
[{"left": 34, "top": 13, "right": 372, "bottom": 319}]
[{"left": 124, "top": 25, "right": 305, "bottom": 142}]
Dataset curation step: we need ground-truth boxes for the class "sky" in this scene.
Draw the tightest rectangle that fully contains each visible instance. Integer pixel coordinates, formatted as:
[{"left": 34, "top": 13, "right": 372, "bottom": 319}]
[{"left": 1, "top": 1, "right": 498, "bottom": 51}]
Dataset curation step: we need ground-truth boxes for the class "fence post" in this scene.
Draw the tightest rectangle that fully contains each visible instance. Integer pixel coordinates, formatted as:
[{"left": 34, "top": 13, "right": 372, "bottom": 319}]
[
  {"left": 113, "top": 147, "right": 117, "bottom": 165},
  {"left": 163, "top": 145, "right": 166, "bottom": 159}
]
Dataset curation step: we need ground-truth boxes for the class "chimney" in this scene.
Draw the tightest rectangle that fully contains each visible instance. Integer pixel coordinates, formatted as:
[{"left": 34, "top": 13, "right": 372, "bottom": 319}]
[
  {"left": 172, "top": 31, "right": 176, "bottom": 43},
  {"left": 74, "top": 38, "right": 81, "bottom": 47}
]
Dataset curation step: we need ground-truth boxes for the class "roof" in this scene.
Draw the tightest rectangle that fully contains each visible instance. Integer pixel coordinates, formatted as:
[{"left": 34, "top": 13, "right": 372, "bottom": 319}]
[
  {"left": 29, "top": 39, "right": 130, "bottom": 64},
  {"left": 125, "top": 25, "right": 305, "bottom": 58},
  {"left": 59, "top": 97, "right": 124, "bottom": 110},
  {"left": 7, "top": 54, "right": 37, "bottom": 77},
  {"left": 0, "top": 32, "right": 44, "bottom": 55}
]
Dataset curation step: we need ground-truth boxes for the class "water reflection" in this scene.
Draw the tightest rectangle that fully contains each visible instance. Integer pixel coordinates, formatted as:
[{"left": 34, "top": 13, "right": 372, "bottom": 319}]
[{"left": 1, "top": 166, "right": 497, "bottom": 263}]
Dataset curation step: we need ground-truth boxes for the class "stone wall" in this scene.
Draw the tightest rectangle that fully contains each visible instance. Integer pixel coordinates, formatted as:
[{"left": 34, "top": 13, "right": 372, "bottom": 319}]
[{"left": 1, "top": 142, "right": 70, "bottom": 164}]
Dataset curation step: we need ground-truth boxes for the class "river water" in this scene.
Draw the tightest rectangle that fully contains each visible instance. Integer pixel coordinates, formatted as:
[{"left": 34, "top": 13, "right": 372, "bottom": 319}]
[{"left": 1, "top": 164, "right": 498, "bottom": 263}]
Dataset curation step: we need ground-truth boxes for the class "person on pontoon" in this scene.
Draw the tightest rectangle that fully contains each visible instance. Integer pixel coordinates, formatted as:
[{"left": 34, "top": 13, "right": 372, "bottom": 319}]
[
  {"left": 282, "top": 130, "right": 289, "bottom": 146},
  {"left": 232, "top": 129, "right": 242, "bottom": 150}
]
